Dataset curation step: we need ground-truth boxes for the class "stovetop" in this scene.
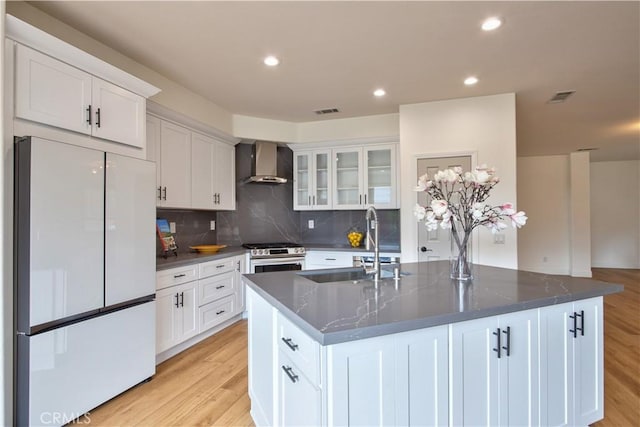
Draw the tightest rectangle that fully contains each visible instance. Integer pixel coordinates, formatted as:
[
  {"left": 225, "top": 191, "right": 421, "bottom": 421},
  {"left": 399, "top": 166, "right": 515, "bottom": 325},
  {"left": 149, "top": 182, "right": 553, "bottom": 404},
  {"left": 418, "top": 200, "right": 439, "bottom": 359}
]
[{"left": 243, "top": 242, "right": 305, "bottom": 258}]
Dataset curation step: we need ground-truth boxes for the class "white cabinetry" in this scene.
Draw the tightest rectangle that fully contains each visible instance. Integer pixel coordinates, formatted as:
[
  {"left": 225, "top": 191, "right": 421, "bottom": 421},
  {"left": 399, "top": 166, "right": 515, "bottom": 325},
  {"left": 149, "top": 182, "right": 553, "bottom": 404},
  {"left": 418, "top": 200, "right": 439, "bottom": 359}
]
[
  {"left": 15, "top": 44, "right": 145, "bottom": 148},
  {"left": 191, "top": 132, "right": 236, "bottom": 210},
  {"left": 540, "top": 297, "right": 603, "bottom": 427},
  {"left": 292, "top": 143, "right": 397, "bottom": 210},
  {"left": 147, "top": 114, "right": 236, "bottom": 210},
  {"left": 304, "top": 251, "right": 354, "bottom": 270},
  {"left": 156, "top": 255, "right": 246, "bottom": 356},
  {"left": 293, "top": 150, "right": 332, "bottom": 210},
  {"left": 451, "top": 308, "right": 539, "bottom": 427},
  {"left": 333, "top": 145, "right": 397, "bottom": 210}
]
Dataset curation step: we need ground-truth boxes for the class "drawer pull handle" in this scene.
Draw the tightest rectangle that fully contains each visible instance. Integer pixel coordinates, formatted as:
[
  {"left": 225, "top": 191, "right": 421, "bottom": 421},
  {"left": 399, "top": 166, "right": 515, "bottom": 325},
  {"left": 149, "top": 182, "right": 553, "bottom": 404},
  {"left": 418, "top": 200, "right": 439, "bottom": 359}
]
[
  {"left": 216, "top": 310, "right": 225, "bottom": 315},
  {"left": 215, "top": 285, "right": 225, "bottom": 289},
  {"left": 173, "top": 273, "right": 186, "bottom": 278},
  {"left": 282, "top": 337, "right": 299, "bottom": 351},
  {"left": 325, "top": 258, "right": 336, "bottom": 261},
  {"left": 216, "top": 265, "right": 225, "bottom": 269},
  {"left": 282, "top": 365, "right": 299, "bottom": 383}
]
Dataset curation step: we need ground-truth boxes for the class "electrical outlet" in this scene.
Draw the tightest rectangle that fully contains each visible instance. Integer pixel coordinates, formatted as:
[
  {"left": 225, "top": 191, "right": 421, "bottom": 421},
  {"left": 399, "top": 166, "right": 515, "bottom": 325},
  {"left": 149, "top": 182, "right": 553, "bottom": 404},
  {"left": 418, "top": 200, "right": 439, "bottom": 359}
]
[
  {"left": 308, "top": 219, "right": 315, "bottom": 229},
  {"left": 169, "top": 222, "right": 176, "bottom": 233},
  {"left": 493, "top": 233, "right": 505, "bottom": 244},
  {"left": 210, "top": 220, "right": 216, "bottom": 231}
]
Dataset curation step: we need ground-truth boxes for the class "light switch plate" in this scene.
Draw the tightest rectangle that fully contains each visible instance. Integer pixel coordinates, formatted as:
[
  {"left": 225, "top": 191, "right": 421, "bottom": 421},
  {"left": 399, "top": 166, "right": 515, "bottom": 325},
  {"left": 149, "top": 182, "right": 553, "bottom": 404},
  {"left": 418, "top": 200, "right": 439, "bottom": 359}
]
[
  {"left": 493, "top": 233, "right": 505, "bottom": 244},
  {"left": 308, "top": 220, "right": 315, "bottom": 229},
  {"left": 210, "top": 220, "right": 216, "bottom": 231},
  {"left": 169, "top": 222, "right": 176, "bottom": 233}
]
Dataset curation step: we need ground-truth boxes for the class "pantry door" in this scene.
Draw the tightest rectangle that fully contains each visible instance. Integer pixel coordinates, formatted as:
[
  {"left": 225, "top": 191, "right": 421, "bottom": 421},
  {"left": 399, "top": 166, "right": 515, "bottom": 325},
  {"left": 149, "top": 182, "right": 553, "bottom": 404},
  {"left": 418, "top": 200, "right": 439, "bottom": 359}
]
[{"left": 416, "top": 156, "right": 472, "bottom": 262}]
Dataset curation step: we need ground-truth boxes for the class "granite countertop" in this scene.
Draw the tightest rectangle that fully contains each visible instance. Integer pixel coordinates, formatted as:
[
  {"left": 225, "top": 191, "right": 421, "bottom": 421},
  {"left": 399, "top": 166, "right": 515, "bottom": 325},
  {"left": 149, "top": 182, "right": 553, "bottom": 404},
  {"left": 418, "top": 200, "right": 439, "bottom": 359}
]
[
  {"left": 156, "top": 246, "right": 246, "bottom": 271},
  {"left": 242, "top": 260, "right": 623, "bottom": 345}
]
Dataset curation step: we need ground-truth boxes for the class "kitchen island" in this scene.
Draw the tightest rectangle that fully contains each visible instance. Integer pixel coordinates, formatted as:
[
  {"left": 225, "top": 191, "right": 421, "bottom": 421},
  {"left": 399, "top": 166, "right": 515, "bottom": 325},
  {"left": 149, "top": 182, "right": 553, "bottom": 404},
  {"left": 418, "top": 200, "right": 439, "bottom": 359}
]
[{"left": 243, "top": 261, "right": 622, "bottom": 427}]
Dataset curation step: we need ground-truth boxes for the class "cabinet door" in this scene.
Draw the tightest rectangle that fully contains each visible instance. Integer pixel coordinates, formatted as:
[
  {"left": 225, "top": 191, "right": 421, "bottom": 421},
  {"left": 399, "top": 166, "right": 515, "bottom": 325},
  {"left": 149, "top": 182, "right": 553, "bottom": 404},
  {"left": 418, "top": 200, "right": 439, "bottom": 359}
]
[
  {"left": 146, "top": 115, "right": 163, "bottom": 202},
  {"left": 156, "top": 287, "right": 181, "bottom": 353},
  {"left": 364, "top": 145, "right": 396, "bottom": 208},
  {"left": 395, "top": 326, "right": 449, "bottom": 427},
  {"left": 293, "top": 151, "right": 313, "bottom": 210},
  {"left": 178, "top": 283, "right": 198, "bottom": 342},
  {"left": 540, "top": 302, "right": 574, "bottom": 427},
  {"left": 333, "top": 148, "right": 363, "bottom": 210},
  {"left": 214, "top": 142, "right": 236, "bottom": 210},
  {"left": 451, "top": 316, "right": 500, "bottom": 427},
  {"left": 15, "top": 44, "right": 92, "bottom": 135},
  {"left": 327, "top": 337, "right": 396, "bottom": 426},
  {"left": 159, "top": 121, "right": 191, "bottom": 208},
  {"left": 574, "top": 298, "right": 603, "bottom": 426},
  {"left": 191, "top": 132, "right": 215, "bottom": 210},
  {"left": 499, "top": 309, "right": 539, "bottom": 427},
  {"left": 313, "top": 150, "right": 332, "bottom": 209},
  {"left": 91, "top": 78, "right": 145, "bottom": 147},
  {"left": 278, "top": 351, "right": 322, "bottom": 427}
]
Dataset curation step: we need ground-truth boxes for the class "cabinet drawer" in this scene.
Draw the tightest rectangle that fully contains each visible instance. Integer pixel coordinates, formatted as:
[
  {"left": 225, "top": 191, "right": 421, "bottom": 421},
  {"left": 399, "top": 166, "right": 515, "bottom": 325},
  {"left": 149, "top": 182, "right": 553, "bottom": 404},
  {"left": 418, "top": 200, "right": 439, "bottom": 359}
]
[
  {"left": 199, "top": 257, "right": 236, "bottom": 278},
  {"left": 199, "top": 271, "right": 235, "bottom": 306},
  {"left": 277, "top": 312, "right": 320, "bottom": 385},
  {"left": 199, "top": 294, "right": 236, "bottom": 332},
  {"left": 305, "top": 251, "right": 354, "bottom": 269},
  {"left": 156, "top": 265, "right": 198, "bottom": 290}
]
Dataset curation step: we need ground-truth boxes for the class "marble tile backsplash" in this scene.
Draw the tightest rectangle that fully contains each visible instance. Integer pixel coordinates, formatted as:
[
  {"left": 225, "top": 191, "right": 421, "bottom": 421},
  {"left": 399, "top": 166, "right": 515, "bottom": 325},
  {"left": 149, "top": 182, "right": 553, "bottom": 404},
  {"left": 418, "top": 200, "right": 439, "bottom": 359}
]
[{"left": 156, "top": 209, "right": 217, "bottom": 255}]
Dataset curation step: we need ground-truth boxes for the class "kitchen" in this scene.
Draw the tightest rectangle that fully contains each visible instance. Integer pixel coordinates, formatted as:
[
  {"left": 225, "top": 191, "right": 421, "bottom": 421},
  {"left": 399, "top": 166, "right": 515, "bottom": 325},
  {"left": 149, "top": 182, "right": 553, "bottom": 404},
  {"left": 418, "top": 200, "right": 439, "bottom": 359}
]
[{"left": 1, "top": 1, "right": 639, "bottom": 426}]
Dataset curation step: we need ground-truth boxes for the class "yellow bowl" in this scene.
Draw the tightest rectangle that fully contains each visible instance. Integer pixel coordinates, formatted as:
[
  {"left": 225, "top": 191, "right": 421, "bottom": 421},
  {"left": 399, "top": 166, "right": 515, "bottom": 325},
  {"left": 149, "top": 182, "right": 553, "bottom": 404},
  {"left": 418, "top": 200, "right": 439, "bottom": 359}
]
[{"left": 189, "top": 244, "right": 227, "bottom": 253}]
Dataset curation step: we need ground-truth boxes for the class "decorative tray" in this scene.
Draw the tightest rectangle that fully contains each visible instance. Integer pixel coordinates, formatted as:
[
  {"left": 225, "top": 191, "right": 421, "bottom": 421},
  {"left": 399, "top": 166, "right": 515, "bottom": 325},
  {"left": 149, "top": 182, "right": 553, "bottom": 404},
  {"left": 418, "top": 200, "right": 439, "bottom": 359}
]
[{"left": 189, "top": 244, "right": 227, "bottom": 253}]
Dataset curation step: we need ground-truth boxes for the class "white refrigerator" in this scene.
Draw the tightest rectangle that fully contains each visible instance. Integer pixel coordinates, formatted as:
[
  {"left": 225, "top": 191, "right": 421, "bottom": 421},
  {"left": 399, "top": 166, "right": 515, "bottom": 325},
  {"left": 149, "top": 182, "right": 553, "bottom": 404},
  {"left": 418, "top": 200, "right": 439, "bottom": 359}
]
[{"left": 14, "top": 137, "right": 156, "bottom": 426}]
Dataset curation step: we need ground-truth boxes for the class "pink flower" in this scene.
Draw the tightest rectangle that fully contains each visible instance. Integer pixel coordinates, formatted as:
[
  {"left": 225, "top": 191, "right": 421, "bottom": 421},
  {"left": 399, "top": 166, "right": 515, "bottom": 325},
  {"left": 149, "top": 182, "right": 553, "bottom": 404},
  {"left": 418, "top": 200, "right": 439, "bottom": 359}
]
[
  {"left": 431, "top": 199, "right": 449, "bottom": 216},
  {"left": 500, "top": 203, "right": 515, "bottom": 216},
  {"left": 510, "top": 211, "right": 528, "bottom": 228}
]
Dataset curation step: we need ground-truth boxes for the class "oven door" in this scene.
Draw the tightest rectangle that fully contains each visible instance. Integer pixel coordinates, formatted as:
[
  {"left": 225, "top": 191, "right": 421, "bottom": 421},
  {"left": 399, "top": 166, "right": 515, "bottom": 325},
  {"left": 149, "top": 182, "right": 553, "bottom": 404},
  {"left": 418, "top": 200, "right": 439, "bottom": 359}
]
[{"left": 250, "top": 257, "right": 305, "bottom": 274}]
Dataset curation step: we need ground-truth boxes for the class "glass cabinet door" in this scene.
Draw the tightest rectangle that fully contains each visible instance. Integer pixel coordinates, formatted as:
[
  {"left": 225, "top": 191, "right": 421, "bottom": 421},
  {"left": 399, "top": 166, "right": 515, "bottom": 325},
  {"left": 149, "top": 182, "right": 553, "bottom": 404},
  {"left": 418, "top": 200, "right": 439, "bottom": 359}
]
[
  {"left": 333, "top": 148, "right": 363, "bottom": 209},
  {"left": 294, "top": 152, "right": 312, "bottom": 209},
  {"left": 313, "top": 151, "right": 332, "bottom": 209},
  {"left": 364, "top": 146, "right": 396, "bottom": 208}
]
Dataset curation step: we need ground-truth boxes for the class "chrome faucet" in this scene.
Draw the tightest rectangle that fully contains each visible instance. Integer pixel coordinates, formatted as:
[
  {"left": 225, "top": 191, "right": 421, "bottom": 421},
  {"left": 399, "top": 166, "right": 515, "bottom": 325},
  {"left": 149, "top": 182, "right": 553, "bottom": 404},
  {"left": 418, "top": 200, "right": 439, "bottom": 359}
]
[{"left": 365, "top": 206, "right": 380, "bottom": 282}]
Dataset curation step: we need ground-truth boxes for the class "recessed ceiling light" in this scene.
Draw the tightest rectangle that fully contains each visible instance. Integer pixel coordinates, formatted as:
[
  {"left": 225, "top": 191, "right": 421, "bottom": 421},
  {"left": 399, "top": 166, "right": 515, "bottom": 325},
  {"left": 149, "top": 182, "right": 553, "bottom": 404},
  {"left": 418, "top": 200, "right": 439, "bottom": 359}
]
[
  {"left": 263, "top": 56, "right": 280, "bottom": 66},
  {"left": 481, "top": 17, "right": 502, "bottom": 31},
  {"left": 464, "top": 76, "right": 479, "bottom": 86},
  {"left": 373, "top": 88, "right": 386, "bottom": 97}
]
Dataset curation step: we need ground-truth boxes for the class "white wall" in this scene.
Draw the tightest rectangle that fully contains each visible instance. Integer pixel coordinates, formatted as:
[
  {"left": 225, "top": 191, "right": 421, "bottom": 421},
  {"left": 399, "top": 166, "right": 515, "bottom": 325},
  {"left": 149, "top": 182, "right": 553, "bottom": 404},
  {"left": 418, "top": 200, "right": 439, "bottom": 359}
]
[
  {"left": 399, "top": 94, "right": 518, "bottom": 267},
  {"left": 517, "top": 156, "right": 571, "bottom": 274},
  {"left": 591, "top": 160, "right": 640, "bottom": 268},
  {"left": 569, "top": 152, "right": 592, "bottom": 277}
]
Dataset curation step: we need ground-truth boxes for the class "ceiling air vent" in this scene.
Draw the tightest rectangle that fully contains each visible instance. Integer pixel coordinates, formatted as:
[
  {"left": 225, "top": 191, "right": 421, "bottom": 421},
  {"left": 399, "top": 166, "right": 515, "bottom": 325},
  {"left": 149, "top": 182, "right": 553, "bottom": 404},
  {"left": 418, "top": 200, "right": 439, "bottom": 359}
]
[
  {"left": 314, "top": 108, "right": 340, "bottom": 115},
  {"left": 548, "top": 90, "right": 576, "bottom": 103}
]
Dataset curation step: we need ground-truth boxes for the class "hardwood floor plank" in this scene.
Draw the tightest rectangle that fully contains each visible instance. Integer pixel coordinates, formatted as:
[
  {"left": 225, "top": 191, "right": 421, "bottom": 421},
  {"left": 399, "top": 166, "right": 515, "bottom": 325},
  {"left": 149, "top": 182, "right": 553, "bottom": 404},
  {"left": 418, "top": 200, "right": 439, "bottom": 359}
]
[{"left": 82, "top": 269, "right": 638, "bottom": 426}]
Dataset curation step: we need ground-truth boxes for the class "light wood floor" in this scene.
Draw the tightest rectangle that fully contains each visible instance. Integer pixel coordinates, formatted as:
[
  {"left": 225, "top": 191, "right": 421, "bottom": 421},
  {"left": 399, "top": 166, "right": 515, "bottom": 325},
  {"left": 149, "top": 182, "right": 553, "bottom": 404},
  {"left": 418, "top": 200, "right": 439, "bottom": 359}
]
[{"left": 83, "top": 268, "right": 639, "bottom": 426}]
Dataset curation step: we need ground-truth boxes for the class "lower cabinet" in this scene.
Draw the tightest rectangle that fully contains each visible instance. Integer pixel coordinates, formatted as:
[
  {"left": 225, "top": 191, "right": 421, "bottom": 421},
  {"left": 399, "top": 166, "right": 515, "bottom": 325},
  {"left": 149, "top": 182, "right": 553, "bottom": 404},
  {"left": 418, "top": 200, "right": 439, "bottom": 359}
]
[
  {"left": 156, "top": 254, "right": 247, "bottom": 356},
  {"left": 540, "top": 297, "right": 603, "bottom": 427},
  {"left": 247, "top": 290, "right": 603, "bottom": 427},
  {"left": 156, "top": 281, "right": 198, "bottom": 353},
  {"left": 451, "top": 308, "right": 539, "bottom": 427}
]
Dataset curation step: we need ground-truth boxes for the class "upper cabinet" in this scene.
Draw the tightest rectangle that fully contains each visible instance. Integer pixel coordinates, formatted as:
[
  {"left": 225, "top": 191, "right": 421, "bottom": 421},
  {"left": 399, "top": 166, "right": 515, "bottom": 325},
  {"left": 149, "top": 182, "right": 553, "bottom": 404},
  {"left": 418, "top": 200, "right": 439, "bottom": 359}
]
[
  {"left": 293, "top": 143, "right": 398, "bottom": 211},
  {"left": 293, "top": 150, "right": 332, "bottom": 210},
  {"left": 14, "top": 44, "right": 146, "bottom": 148},
  {"left": 147, "top": 114, "right": 236, "bottom": 211}
]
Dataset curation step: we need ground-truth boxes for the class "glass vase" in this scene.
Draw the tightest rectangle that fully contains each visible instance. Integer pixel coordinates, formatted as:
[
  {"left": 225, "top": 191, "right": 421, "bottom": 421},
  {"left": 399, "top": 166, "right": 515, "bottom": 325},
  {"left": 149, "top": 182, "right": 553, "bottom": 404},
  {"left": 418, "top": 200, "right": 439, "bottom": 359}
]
[{"left": 450, "top": 228, "right": 473, "bottom": 281}]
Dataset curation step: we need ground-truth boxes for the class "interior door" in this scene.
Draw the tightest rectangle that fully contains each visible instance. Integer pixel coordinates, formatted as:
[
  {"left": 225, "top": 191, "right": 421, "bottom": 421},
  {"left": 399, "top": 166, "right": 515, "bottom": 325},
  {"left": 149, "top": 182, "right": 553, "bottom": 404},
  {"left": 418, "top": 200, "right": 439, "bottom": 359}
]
[{"left": 416, "top": 156, "right": 471, "bottom": 261}]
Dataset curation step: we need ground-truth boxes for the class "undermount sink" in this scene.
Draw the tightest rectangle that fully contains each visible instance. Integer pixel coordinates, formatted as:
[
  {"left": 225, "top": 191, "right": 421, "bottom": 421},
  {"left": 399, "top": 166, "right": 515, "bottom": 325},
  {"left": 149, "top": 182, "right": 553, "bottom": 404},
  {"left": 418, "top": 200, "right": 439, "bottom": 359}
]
[{"left": 298, "top": 267, "right": 402, "bottom": 283}]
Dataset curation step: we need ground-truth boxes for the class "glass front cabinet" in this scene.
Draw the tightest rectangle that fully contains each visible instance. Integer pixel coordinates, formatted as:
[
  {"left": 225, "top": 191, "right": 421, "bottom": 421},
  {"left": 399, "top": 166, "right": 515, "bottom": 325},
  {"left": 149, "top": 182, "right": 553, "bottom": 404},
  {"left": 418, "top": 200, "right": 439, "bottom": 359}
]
[
  {"left": 293, "top": 150, "right": 332, "bottom": 210},
  {"left": 293, "top": 144, "right": 397, "bottom": 211}
]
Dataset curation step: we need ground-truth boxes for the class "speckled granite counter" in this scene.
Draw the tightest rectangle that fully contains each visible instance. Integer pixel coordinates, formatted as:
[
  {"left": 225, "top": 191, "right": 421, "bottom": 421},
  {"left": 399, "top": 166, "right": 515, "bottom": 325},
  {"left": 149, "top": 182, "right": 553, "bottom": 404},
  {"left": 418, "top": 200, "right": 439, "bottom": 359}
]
[
  {"left": 242, "top": 261, "right": 623, "bottom": 345},
  {"left": 156, "top": 246, "right": 246, "bottom": 271}
]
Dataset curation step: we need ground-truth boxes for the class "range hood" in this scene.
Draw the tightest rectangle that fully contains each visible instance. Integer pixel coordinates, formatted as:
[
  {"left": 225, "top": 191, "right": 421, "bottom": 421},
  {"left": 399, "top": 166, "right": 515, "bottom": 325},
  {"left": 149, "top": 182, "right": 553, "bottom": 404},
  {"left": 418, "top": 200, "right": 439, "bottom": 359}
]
[{"left": 247, "top": 141, "right": 287, "bottom": 184}]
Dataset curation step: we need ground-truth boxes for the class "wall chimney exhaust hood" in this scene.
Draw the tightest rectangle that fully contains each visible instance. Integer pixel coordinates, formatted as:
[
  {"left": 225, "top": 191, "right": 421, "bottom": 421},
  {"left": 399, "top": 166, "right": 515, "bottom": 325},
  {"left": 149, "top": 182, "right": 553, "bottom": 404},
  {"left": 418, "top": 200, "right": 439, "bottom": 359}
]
[{"left": 246, "top": 141, "right": 287, "bottom": 184}]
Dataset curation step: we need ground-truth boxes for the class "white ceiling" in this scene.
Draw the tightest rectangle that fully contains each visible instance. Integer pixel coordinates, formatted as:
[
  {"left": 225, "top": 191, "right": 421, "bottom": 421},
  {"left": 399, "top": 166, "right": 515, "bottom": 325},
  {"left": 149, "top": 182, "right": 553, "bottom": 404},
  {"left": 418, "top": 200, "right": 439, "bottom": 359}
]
[{"left": 27, "top": 1, "right": 640, "bottom": 161}]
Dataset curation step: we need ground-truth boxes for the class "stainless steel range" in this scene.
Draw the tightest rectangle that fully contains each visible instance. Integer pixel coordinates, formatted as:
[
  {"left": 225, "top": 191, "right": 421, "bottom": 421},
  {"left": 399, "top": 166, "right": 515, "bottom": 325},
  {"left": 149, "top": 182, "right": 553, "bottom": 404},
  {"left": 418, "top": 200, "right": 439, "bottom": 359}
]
[{"left": 243, "top": 242, "right": 306, "bottom": 273}]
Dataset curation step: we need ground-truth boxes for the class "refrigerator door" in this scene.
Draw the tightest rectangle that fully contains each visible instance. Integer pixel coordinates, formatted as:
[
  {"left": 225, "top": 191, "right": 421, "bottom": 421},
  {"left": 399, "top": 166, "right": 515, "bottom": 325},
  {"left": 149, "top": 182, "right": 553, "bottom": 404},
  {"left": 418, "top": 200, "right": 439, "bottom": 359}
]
[
  {"left": 16, "top": 138, "right": 105, "bottom": 331},
  {"left": 17, "top": 301, "right": 155, "bottom": 426},
  {"left": 105, "top": 153, "right": 156, "bottom": 306}
]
